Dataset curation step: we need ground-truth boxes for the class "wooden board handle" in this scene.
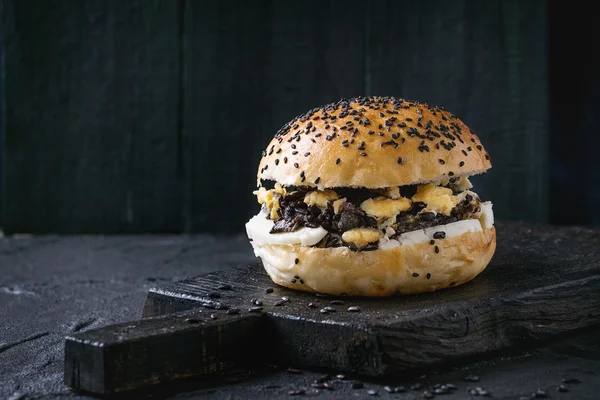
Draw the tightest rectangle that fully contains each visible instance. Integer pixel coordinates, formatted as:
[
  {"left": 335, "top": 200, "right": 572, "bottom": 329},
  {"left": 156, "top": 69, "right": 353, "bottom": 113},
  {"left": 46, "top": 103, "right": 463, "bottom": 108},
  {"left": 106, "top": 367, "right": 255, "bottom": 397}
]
[{"left": 64, "top": 309, "right": 266, "bottom": 394}]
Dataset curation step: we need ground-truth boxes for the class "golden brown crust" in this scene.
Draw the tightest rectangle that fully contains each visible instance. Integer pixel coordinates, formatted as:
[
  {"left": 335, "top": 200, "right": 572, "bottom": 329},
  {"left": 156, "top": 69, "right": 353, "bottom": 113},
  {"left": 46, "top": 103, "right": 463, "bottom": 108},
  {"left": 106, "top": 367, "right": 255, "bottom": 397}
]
[
  {"left": 250, "top": 227, "right": 496, "bottom": 296},
  {"left": 257, "top": 96, "right": 491, "bottom": 188}
]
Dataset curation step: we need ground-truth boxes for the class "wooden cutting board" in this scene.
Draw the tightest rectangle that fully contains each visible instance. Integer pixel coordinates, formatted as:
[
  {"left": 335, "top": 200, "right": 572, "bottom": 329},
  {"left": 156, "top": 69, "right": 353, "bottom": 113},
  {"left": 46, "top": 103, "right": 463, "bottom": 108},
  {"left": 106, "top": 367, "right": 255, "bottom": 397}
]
[{"left": 64, "top": 224, "right": 600, "bottom": 394}]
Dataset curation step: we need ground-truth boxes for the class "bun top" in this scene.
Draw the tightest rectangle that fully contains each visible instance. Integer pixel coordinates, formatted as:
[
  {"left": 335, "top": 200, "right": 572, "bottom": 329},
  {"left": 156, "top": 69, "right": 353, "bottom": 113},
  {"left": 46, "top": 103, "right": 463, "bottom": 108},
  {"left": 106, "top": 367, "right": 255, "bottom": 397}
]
[{"left": 257, "top": 96, "right": 491, "bottom": 189}]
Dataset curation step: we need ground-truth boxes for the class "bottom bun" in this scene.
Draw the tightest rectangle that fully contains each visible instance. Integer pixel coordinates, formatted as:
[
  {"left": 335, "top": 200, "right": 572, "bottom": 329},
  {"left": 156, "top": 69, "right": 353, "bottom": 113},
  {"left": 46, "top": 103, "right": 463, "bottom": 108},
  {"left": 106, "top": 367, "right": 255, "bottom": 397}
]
[{"left": 250, "top": 227, "right": 496, "bottom": 296}]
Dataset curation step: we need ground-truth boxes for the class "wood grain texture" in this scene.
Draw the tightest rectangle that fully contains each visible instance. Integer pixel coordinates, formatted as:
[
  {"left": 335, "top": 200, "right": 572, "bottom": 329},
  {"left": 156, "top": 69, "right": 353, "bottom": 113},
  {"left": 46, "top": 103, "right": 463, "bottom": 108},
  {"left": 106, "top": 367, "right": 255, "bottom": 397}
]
[
  {"left": 0, "top": 0, "right": 181, "bottom": 233},
  {"left": 65, "top": 222, "right": 600, "bottom": 393},
  {"left": 183, "top": 0, "right": 366, "bottom": 233},
  {"left": 367, "top": 0, "right": 549, "bottom": 223},
  {"left": 0, "top": 1, "right": 557, "bottom": 233}
]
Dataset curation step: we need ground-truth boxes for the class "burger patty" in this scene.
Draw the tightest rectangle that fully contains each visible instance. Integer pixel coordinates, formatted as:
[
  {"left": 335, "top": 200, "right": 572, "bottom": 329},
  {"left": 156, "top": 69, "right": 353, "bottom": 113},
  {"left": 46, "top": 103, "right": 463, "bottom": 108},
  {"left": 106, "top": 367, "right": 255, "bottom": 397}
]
[{"left": 269, "top": 187, "right": 481, "bottom": 249}]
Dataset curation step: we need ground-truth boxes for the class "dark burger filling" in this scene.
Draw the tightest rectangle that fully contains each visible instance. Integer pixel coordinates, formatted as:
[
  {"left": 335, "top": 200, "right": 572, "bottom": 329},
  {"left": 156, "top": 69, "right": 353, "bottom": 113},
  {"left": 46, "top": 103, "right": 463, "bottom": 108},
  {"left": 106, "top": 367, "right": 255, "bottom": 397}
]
[{"left": 255, "top": 178, "right": 482, "bottom": 251}]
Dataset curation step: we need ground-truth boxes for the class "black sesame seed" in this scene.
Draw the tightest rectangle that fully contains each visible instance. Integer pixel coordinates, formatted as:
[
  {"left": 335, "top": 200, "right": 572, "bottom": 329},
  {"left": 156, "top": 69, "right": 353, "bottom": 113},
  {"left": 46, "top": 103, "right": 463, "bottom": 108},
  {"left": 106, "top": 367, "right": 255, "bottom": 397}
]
[
  {"left": 426, "top": 273, "right": 431, "bottom": 280},
  {"left": 308, "top": 303, "right": 316, "bottom": 308},
  {"left": 291, "top": 144, "right": 296, "bottom": 149},
  {"left": 430, "top": 239, "right": 435, "bottom": 245},
  {"left": 336, "top": 158, "right": 341, "bottom": 165},
  {"left": 291, "top": 279, "right": 297, "bottom": 283},
  {"left": 467, "top": 146, "right": 472, "bottom": 151},
  {"left": 348, "top": 306, "right": 361, "bottom": 312},
  {"left": 315, "top": 177, "right": 321, "bottom": 184},
  {"left": 368, "top": 130, "right": 374, "bottom": 135},
  {"left": 323, "top": 306, "right": 337, "bottom": 312},
  {"left": 459, "top": 161, "right": 465, "bottom": 167},
  {"left": 283, "top": 157, "right": 288, "bottom": 163},
  {"left": 185, "top": 317, "right": 202, "bottom": 324},
  {"left": 218, "top": 284, "right": 232, "bottom": 290},
  {"left": 367, "top": 389, "right": 378, "bottom": 396},
  {"left": 274, "top": 299, "right": 288, "bottom": 306},
  {"left": 261, "top": 151, "right": 267, "bottom": 157},
  {"left": 265, "top": 288, "right": 274, "bottom": 293},
  {"left": 477, "top": 145, "right": 482, "bottom": 150},
  {"left": 294, "top": 163, "right": 299, "bottom": 168},
  {"left": 448, "top": 171, "right": 454, "bottom": 176},
  {"left": 315, "top": 133, "right": 322, "bottom": 137},
  {"left": 412, "top": 272, "right": 419, "bottom": 277},
  {"left": 249, "top": 306, "right": 263, "bottom": 313},
  {"left": 304, "top": 152, "right": 310, "bottom": 157},
  {"left": 360, "top": 152, "right": 367, "bottom": 157},
  {"left": 329, "top": 300, "right": 344, "bottom": 305},
  {"left": 397, "top": 157, "right": 406, "bottom": 164},
  {"left": 292, "top": 151, "right": 298, "bottom": 155},
  {"left": 485, "top": 154, "right": 490, "bottom": 160},
  {"left": 433, "top": 231, "right": 446, "bottom": 239},
  {"left": 288, "top": 389, "right": 305, "bottom": 396},
  {"left": 300, "top": 280, "right": 304, "bottom": 284},
  {"left": 226, "top": 308, "right": 241, "bottom": 315},
  {"left": 462, "top": 149, "right": 468, "bottom": 156},
  {"left": 439, "top": 159, "right": 446, "bottom": 165},
  {"left": 275, "top": 159, "right": 279, "bottom": 165},
  {"left": 435, "top": 246, "right": 440, "bottom": 253}
]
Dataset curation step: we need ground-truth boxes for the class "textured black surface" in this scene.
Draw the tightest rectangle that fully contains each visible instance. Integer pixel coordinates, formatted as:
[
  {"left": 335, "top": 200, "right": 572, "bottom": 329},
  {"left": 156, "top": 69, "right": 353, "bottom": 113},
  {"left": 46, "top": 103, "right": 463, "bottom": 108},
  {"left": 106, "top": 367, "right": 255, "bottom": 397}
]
[
  {"left": 66, "top": 220, "right": 600, "bottom": 393},
  {"left": 3, "top": 222, "right": 600, "bottom": 399},
  {"left": 1, "top": 0, "right": 554, "bottom": 233}
]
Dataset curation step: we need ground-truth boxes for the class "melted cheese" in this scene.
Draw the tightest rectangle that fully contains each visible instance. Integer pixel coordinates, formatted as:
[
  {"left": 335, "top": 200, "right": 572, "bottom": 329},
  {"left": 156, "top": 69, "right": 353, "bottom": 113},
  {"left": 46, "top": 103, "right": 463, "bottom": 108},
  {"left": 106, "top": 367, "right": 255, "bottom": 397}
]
[
  {"left": 253, "top": 184, "right": 287, "bottom": 220},
  {"left": 412, "top": 184, "right": 457, "bottom": 215},
  {"left": 341, "top": 228, "right": 382, "bottom": 248},
  {"left": 376, "top": 186, "right": 402, "bottom": 199},
  {"left": 333, "top": 198, "right": 347, "bottom": 214},
  {"left": 304, "top": 189, "right": 339, "bottom": 208},
  {"left": 360, "top": 197, "right": 412, "bottom": 220}
]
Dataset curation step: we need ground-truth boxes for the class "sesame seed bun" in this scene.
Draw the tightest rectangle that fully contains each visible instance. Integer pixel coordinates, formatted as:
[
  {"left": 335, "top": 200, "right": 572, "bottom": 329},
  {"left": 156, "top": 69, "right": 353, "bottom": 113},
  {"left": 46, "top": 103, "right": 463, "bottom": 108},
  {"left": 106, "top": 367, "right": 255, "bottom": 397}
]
[
  {"left": 250, "top": 226, "right": 496, "bottom": 297},
  {"left": 258, "top": 96, "right": 491, "bottom": 188}
]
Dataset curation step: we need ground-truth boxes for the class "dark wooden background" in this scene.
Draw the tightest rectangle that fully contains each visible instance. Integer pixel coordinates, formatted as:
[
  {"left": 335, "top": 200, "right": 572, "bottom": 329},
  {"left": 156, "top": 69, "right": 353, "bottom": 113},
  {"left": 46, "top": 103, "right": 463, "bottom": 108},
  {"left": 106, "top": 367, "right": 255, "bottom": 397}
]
[{"left": 0, "top": 0, "right": 597, "bottom": 234}]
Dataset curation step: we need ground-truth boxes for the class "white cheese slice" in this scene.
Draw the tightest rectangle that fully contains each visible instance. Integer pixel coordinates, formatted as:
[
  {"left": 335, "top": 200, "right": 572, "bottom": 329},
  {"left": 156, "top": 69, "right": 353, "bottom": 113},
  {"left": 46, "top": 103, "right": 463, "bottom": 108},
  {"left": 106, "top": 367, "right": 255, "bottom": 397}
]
[
  {"left": 390, "top": 219, "right": 484, "bottom": 248},
  {"left": 480, "top": 201, "right": 494, "bottom": 229},
  {"left": 245, "top": 213, "right": 328, "bottom": 246}
]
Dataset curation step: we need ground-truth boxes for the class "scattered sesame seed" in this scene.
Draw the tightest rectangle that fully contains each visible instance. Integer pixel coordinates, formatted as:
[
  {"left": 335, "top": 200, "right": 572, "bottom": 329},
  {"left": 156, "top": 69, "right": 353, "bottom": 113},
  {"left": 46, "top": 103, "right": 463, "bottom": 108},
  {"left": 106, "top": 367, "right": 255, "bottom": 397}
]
[
  {"left": 412, "top": 272, "right": 419, "bottom": 277},
  {"left": 433, "top": 231, "right": 446, "bottom": 239},
  {"left": 439, "top": 159, "right": 446, "bottom": 165},
  {"left": 360, "top": 152, "right": 367, "bottom": 157},
  {"left": 435, "top": 246, "right": 440, "bottom": 253},
  {"left": 426, "top": 273, "right": 431, "bottom": 279},
  {"left": 294, "top": 163, "right": 299, "bottom": 168},
  {"left": 315, "top": 177, "right": 321, "bottom": 184},
  {"left": 397, "top": 157, "right": 405, "bottom": 164},
  {"left": 295, "top": 258, "right": 299, "bottom": 264},
  {"left": 336, "top": 158, "right": 341, "bottom": 165},
  {"left": 459, "top": 161, "right": 465, "bottom": 167}
]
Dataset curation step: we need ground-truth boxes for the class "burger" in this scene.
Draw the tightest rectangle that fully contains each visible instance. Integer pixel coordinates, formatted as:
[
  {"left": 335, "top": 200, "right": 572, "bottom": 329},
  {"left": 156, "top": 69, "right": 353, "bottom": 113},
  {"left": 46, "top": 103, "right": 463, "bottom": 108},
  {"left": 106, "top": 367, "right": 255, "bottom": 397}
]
[{"left": 245, "top": 96, "right": 495, "bottom": 296}]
